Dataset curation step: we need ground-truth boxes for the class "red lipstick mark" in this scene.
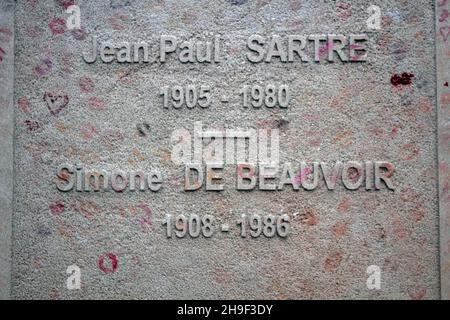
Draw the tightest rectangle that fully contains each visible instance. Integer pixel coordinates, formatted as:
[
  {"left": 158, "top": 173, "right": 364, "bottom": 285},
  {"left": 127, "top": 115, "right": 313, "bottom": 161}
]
[
  {"left": 139, "top": 203, "right": 153, "bottom": 232},
  {"left": 98, "top": 253, "right": 118, "bottom": 273},
  {"left": 391, "top": 73, "right": 414, "bottom": 86}
]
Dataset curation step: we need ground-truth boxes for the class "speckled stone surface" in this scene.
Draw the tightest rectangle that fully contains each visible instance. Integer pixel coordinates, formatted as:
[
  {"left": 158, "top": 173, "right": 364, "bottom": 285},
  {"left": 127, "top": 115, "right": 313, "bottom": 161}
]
[{"left": 7, "top": 0, "right": 443, "bottom": 299}]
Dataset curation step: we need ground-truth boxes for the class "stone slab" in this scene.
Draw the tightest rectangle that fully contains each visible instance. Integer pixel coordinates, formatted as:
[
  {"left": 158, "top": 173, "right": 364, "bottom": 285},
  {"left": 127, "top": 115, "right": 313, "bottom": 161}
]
[{"left": 4, "top": 0, "right": 446, "bottom": 299}]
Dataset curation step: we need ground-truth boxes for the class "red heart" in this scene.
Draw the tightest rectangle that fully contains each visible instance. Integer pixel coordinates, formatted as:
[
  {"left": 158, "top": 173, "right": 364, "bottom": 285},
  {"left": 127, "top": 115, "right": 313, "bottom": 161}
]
[{"left": 43, "top": 92, "right": 69, "bottom": 116}]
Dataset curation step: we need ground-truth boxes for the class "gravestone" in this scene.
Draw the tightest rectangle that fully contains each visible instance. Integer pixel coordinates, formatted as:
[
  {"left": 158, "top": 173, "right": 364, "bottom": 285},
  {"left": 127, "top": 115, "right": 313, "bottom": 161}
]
[{"left": 0, "top": 0, "right": 449, "bottom": 299}]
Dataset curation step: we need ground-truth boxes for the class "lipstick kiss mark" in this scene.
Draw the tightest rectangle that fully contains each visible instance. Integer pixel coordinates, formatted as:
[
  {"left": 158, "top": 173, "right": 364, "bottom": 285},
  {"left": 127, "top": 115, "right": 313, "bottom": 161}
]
[
  {"left": 48, "top": 17, "right": 65, "bottom": 35},
  {"left": 98, "top": 253, "right": 118, "bottom": 274}
]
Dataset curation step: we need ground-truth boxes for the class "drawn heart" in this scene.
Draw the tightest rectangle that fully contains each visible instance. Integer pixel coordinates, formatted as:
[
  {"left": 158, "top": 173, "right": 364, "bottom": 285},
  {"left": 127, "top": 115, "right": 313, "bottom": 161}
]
[
  {"left": 43, "top": 92, "right": 69, "bottom": 116},
  {"left": 440, "top": 26, "right": 450, "bottom": 42}
]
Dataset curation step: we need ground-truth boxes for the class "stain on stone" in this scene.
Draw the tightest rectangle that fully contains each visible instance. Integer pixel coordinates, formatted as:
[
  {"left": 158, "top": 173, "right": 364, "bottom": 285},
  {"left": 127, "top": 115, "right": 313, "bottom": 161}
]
[
  {"left": 139, "top": 203, "right": 153, "bottom": 232},
  {"left": 391, "top": 72, "right": 415, "bottom": 86},
  {"left": 0, "top": 47, "right": 5, "bottom": 62},
  {"left": 137, "top": 122, "right": 150, "bottom": 137},
  {"left": 79, "top": 77, "right": 95, "bottom": 93},
  {"left": 50, "top": 201, "right": 65, "bottom": 215},
  {"left": 375, "top": 223, "right": 386, "bottom": 242},
  {"left": 71, "top": 28, "right": 87, "bottom": 41},
  {"left": 337, "top": 198, "right": 350, "bottom": 213},
  {"left": 34, "top": 58, "right": 53, "bottom": 77},
  {"left": 276, "top": 118, "right": 290, "bottom": 129},
  {"left": 56, "top": 0, "right": 75, "bottom": 9},
  {"left": 88, "top": 97, "right": 106, "bottom": 110},
  {"left": 110, "top": 0, "right": 132, "bottom": 9},
  {"left": 401, "top": 143, "right": 420, "bottom": 161},
  {"left": 411, "top": 203, "right": 426, "bottom": 222},
  {"left": 18, "top": 97, "right": 31, "bottom": 113},
  {"left": 324, "top": 252, "right": 343, "bottom": 271},
  {"left": 408, "top": 287, "right": 427, "bottom": 300},
  {"left": 332, "top": 221, "right": 347, "bottom": 236},
  {"left": 48, "top": 17, "right": 66, "bottom": 35},
  {"left": 24, "top": 120, "right": 41, "bottom": 132},
  {"left": 229, "top": 0, "right": 248, "bottom": 5},
  {"left": 298, "top": 207, "right": 318, "bottom": 226},
  {"left": 37, "top": 226, "right": 52, "bottom": 237}
]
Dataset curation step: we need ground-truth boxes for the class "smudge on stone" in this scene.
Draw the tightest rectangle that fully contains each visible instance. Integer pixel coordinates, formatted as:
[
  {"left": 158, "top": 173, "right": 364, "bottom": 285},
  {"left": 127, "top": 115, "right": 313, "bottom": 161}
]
[
  {"left": 137, "top": 122, "right": 150, "bottom": 137},
  {"left": 79, "top": 77, "right": 94, "bottom": 93},
  {"left": 48, "top": 17, "right": 66, "bottom": 35},
  {"left": 139, "top": 203, "right": 153, "bottom": 232},
  {"left": 229, "top": 0, "right": 248, "bottom": 5},
  {"left": 401, "top": 143, "right": 420, "bottom": 161},
  {"left": 337, "top": 198, "right": 350, "bottom": 213},
  {"left": 88, "top": 97, "right": 106, "bottom": 110},
  {"left": 408, "top": 287, "right": 427, "bottom": 300},
  {"left": 71, "top": 28, "right": 88, "bottom": 41},
  {"left": 324, "top": 252, "right": 343, "bottom": 271},
  {"left": 18, "top": 97, "right": 31, "bottom": 113},
  {"left": 294, "top": 167, "right": 312, "bottom": 185},
  {"left": 411, "top": 203, "right": 426, "bottom": 222},
  {"left": 24, "top": 120, "right": 41, "bottom": 132},
  {"left": 50, "top": 201, "right": 65, "bottom": 215},
  {"left": 298, "top": 208, "right": 318, "bottom": 226},
  {"left": 56, "top": 0, "right": 75, "bottom": 9},
  {"left": 34, "top": 58, "right": 53, "bottom": 77},
  {"left": 332, "top": 221, "right": 347, "bottom": 236}
]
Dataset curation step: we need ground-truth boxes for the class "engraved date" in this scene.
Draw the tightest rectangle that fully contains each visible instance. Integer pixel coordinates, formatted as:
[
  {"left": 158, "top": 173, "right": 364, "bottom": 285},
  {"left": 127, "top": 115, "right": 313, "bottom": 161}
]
[
  {"left": 239, "top": 84, "right": 290, "bottom": 108},
  {"left": 160, "top": 85, "right": 211, "bottom": 109}
]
